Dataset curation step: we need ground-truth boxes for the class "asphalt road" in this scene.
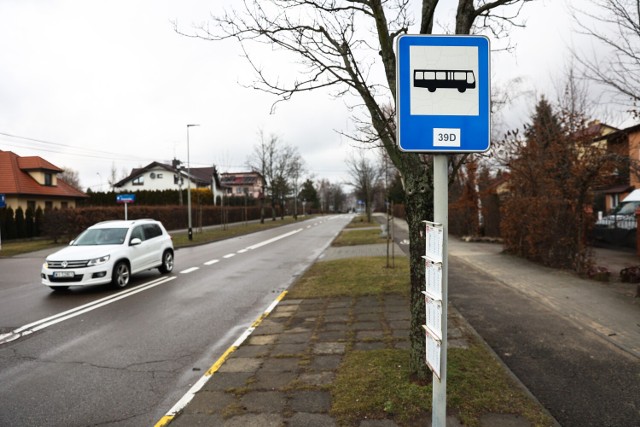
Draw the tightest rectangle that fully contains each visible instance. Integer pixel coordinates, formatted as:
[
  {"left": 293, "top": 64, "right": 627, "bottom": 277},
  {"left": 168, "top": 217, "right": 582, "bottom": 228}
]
[
  {"left": 387, "top": 217, "right": 640, "bottom": 427},
  {"left": 0, "top": 215, "right": 351, "bottom": 426}
]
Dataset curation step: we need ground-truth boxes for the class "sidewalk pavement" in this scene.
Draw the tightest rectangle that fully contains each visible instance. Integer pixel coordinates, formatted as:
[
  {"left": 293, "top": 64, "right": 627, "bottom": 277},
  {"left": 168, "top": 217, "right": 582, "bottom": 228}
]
[
  {"left": 447, "top": 237, "right": 640, "bottom": 358},
  {"left": 164, "top": 217, "right": 639, "bottom": 427}
]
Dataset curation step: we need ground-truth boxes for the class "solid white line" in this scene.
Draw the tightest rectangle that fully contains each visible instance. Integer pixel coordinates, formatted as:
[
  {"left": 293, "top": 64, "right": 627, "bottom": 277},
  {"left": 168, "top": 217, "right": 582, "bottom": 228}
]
[
  {"left": 204, "top": 259, "right": 219, "bottom": 266},
  {"left": 223, "top": 253, "right": 235, "bottom": 259},
  {"left": 1, "top": 277, "right": 176, "bottom": 344},
  {"left": 15, "top": 276, "right": 169, "bottom": 334},
  {"left": 245, "top": 228, "right": 303, "bottom": 251},
  {"left": 180, "top": 267, "right": 199, "bottom": 274}
]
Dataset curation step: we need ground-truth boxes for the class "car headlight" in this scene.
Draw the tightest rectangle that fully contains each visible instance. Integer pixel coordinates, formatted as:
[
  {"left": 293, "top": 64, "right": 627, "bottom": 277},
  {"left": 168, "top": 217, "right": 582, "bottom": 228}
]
[{"left": 87, "top": 255, "right": 110, "bottom": 266}]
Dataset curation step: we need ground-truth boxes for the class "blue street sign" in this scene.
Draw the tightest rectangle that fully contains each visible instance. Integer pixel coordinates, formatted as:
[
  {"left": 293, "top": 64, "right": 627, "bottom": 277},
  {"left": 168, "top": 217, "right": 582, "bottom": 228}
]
[
  {"left": 116, "top": 194, "right": 135, "bottom": 204},
  {"left": 0, "top": 194, "right": 5, "bottom": 208},
  {"left": 396, "top": 35, "right": 490, "bottom": 153}
]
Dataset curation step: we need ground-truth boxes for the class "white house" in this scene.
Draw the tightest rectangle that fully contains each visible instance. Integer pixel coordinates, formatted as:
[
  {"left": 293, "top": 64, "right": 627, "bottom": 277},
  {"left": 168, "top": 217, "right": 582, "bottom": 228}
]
[{"left": 113, "top": 161, "right": 224, "bottom": 198}]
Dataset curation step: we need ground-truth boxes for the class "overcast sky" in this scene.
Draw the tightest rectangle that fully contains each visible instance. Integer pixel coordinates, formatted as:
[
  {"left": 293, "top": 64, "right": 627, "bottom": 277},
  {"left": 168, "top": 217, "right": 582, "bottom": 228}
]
[{"left": 0, "top": 0, "right": 624, "bottom": 192}]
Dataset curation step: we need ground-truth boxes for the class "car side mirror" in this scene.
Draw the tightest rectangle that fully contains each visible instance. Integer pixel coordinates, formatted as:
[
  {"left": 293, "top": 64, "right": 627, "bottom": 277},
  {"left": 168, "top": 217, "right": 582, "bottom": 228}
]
[
  {"left": 69, "top": 240, "right": 75, "bottom": 245},
  {"left": 130, "top": 238, "right": 142, "bottom": 246}
]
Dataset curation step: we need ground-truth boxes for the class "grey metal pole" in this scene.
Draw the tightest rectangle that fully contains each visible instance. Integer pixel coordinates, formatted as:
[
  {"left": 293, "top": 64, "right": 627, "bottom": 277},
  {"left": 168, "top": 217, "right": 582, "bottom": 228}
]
[
  {"left": 186, "top": 124, "right": 199, "bottom": 240},
  {"left": 432, "top": 154, "right": 448, "bottom": 427}
]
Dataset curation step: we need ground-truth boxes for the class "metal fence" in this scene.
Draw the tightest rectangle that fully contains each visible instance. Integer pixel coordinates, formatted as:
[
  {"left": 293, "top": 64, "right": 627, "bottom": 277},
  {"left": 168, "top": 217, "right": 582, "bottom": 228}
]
[{"left": 592, "top": 216, "right": 637, "bottom": 248}]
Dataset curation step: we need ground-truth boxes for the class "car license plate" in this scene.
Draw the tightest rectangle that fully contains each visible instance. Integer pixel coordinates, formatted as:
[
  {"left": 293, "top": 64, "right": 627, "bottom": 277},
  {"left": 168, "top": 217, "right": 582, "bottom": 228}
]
[{"left": 53, "top": 271, "right": 75, "bottom": 278}]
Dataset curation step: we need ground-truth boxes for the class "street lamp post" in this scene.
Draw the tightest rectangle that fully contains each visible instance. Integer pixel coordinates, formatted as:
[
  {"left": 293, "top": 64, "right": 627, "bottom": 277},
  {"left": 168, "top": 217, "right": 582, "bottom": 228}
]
[{"left": 187, "top": 124, "right": 200, "bottom": 240}]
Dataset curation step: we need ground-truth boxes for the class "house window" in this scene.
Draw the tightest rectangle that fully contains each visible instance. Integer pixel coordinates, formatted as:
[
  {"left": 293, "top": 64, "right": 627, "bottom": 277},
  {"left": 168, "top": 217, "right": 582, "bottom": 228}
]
[
  {"left": 132, "top": 176, "right": 144, "bottom": 186},
  {"left": 44, "top": 173, "right": 52, "bottom": 186},
  {"left": 27, "top": 201, "right": 36, "bottom": 211},
  {"left": 157, "top": 173, "right": 163, "bottom": 179},
  {"left": 61, "top": 202, "right": 68, "bottom": 209},
  {"left": 45, "top": 201, "right": 53, "bottom": 210}
]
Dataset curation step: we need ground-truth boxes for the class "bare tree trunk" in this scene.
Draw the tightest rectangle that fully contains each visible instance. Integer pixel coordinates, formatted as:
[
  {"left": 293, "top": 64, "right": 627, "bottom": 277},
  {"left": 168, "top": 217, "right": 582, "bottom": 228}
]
[{"left": 403, "top": 161, "right": 433, "bottom": 380}]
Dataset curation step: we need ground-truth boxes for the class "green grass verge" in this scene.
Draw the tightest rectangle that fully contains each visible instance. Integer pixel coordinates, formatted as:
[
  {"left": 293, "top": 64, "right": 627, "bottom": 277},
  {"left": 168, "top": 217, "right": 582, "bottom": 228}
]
[
  {"left": 0, "top": 239, "right": 64, "bottom": 257},
  {"left": 170, "top": 217, "right": 305, "bottom": 247},
  {"left": 0, "top": 216, "right": 313, "bottom": 257},
  {"left": 346, "top": 215, "right": 378, "bottom": 228},
  {"left": 287, "top": 257, "right": 410, "bottom": 299},
  {"left": 331, "top": 346, "right": 553, "bottom": 427},
  {"left": 332, "top": 228, "right": 386, "bottom": 246}
]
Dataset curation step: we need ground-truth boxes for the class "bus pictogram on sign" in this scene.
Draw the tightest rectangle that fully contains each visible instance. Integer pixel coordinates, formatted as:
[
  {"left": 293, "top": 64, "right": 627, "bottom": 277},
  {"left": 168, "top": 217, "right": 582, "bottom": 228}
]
[{"left": 413, "top": 69, "right": 476, "bottom": 93}]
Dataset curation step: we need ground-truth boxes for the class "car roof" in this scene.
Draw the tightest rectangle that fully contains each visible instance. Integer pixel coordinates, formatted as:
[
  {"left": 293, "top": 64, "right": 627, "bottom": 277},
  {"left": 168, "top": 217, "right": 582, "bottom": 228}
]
[
  {"left": 622, "top": 189, "right": 640, "bottom": 203},
  {"left": 89, "top": 219, "right": 159, "bottom": 229}
]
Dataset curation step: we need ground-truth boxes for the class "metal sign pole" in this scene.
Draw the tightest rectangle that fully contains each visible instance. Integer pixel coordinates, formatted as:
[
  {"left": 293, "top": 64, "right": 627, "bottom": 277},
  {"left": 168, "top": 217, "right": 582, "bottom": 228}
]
[{"left": 432, "top": 154, "right": 448, "bottom": 427}]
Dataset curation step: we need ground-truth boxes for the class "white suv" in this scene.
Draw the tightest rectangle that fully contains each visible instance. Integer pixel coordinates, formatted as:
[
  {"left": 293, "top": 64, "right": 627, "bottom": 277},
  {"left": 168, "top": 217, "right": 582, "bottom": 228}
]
[{"left": 42, "top": 219, "right": 174, "bottom": 291}]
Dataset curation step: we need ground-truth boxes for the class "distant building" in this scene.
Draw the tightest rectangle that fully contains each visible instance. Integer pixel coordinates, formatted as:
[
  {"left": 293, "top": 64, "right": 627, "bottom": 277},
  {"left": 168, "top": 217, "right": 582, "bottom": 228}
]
[
  {"left": 0, "top": 150, "right": 87, "bottom": 211},
  {"left": 220, "top": 171, "right": 265, "bottom": 198},
  {"left": 113, "top": 160, "right": 224, "bottom": 200}
]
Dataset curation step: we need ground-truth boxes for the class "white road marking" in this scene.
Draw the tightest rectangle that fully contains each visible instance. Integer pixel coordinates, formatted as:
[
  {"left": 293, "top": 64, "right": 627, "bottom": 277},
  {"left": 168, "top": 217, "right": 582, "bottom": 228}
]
[
  {"left": 223, "top": 253, "right": 235, "bottom": 259},
  {"left": 204, "top": 259, "right": 219, "bottom": 266},
  {"left": 0, "top": 276, "right": 176, "bottom": 345},
  {"left": 245, "top": 228, "right": 303, "bottom": 251},
  {"left": 153, "top": 291, "right": 288, "bottom": 427},
  {"left": 180, "top": 267, "right": 199, "bottom": 274}
]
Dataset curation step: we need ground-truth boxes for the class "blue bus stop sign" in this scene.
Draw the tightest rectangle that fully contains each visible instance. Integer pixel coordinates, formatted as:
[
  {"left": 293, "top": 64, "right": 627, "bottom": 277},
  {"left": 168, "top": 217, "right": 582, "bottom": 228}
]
[
  {"left": 396, "top": 35, "right": 490, "bottom": 152},
  {"left": 0, "top": 194, "right": 5, "bottom": 208}
]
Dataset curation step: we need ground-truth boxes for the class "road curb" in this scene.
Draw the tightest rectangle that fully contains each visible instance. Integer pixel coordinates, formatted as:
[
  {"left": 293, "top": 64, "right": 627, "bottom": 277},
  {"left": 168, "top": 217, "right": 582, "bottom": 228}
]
[{"left": 154, "top": 290, "right": 288, "bottom": 427}]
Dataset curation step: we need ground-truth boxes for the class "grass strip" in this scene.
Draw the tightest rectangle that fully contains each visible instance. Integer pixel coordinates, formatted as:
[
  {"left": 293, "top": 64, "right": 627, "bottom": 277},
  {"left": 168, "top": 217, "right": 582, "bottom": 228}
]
[
  {"left": 0, "top": 216, "right": 312, "bottom": 257},
  {"left": 346, "top": 215, "right": 379, "bottom": 228},
  {"left": 0, "top": 240, "right": 63, "bottom": 257},
  {"left": 331, "top": 346, "right": 553, "bottom": 427},
  {"left": 287, "top": 257, "right": 410, "bottom": 299},
  {"left": 170, "top": 217, "right": 305, "bottom": 247},
  {"left": 332, "top": 228, "right": 386, "bottom": 246}
]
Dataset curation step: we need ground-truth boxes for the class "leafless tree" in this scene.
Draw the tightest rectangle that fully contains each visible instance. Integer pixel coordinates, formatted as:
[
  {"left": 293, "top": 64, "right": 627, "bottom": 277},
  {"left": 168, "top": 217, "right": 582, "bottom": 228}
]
[
  {"left": 346, "top": 151, "right": 381, "bottom": 222},
  {"left": 572, "top": 0, "right": 640, "bottom": 115},
  {"left": 247, "top": 130, "right": 306, "bottom": 221},
  {"left": 247, "top": 129, "right": 278, "bottom": 223},
  {"left": 272, "top": 144, "right": 305, "bottom": 219},
  {"left": 59, "top": 167, "right": 82, "bottom": 191},
  {"left": 288, "top": 151, "right": 306, "bottom": 219},
  {"left": 178, "top": 0, "right": 533, "bottom": 380}
]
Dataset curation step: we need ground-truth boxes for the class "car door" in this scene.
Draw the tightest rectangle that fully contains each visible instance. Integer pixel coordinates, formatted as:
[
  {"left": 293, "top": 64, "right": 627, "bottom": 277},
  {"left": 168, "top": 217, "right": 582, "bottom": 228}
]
[
  {"left": 128, "top": 225, "right": 152, "bottom": 273},
  {"left": 142, "top": 224, "right": 165, "bottom": 268}
]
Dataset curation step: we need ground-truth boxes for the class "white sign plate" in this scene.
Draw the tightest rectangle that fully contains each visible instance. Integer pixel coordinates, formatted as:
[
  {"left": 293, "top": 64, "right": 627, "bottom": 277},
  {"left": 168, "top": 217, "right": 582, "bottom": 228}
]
[
  {"left": 424, "top": 326, "right": 442, "bottom": 378},
  {"left": 425, "top": 295, "right": 443, "bottom": 340},
  {"left": 424, "top": 221, "right": 443, "bottom": 263},
  {"left": 424, "top": 258, "right": 443, "bottom": 300},
  {"left": 396, "top": 35, "right": 491, "bottom": 153}
]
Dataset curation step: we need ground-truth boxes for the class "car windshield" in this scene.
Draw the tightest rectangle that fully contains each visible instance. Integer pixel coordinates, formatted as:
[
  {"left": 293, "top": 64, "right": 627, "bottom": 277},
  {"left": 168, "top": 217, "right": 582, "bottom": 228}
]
[
  {"left": 614, "top": 202, "right": 639, "bottom": 216},
  {"left": 73, "top": 228, "right": 128, "bottom": 246}
]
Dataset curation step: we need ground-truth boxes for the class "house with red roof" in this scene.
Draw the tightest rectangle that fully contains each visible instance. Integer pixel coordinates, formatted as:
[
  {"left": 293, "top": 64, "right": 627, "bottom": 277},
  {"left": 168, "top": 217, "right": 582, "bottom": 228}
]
[
  {"left": 0, "top": 150, "right": 87, "bottom": 211},
  {"left": 220, "top": 171, "right": 265, "bottom": 198}
]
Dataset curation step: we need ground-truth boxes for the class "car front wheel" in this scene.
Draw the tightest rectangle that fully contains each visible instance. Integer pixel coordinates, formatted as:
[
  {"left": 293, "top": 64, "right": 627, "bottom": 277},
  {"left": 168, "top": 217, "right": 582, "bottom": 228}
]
[
  {"left": 158, "top": 250, "right": 174, "bottom": 274},
  {"left": 112, "top": 261, "right": 130, "bottom": 288}
]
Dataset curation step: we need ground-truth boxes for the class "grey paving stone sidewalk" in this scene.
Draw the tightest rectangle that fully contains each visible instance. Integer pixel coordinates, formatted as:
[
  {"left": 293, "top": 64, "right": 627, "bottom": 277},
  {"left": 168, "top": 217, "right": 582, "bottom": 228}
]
[
  {"left": 170, "top": 294, "right": 411, "bottom": 427},
  {"left": 169, "top": 285, "right": 538, "bottom": 426}
]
